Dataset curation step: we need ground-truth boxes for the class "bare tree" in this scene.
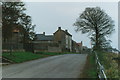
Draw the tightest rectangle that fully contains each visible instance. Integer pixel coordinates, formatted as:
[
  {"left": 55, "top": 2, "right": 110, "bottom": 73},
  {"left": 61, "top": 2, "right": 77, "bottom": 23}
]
[{"left": 74, "top": 7, "right": 115, "bottom": 50}]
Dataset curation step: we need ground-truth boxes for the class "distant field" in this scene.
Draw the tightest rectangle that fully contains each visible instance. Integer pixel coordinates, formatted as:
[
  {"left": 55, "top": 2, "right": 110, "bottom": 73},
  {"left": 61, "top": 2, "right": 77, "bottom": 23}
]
[{"left": 2, "top": 51, "right": 80, "bottom": 63}]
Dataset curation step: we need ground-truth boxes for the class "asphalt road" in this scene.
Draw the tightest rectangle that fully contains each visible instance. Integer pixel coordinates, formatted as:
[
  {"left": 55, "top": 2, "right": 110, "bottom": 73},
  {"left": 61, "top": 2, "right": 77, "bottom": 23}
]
[{"left": 2, "top": 54, "right": 87, "bottom": 78}]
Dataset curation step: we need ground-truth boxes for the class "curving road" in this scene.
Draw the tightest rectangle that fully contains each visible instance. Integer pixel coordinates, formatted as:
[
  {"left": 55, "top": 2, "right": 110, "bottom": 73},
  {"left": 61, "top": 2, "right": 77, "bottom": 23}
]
[{"left": 2, "top": 54, "right": 87, "bottom": 78}]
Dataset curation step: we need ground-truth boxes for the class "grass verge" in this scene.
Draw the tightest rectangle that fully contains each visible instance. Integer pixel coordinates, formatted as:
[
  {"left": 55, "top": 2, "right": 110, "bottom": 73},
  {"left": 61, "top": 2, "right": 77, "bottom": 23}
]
[
  {"left": 96, "top": 51, "right": 119, "bottom": 78},
  {"left": 2, "top": 51, "right": 80, "bottom": 63},
  {"left": 80, "top": 53, "right": 97, "bottom": 78},
  {"left": 2, "top": 52, "right": 51, "bottom": 63}
]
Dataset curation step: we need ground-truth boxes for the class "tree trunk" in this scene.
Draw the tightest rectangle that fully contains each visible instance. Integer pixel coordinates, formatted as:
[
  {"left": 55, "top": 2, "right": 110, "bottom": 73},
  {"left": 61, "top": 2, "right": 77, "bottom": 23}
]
[{"left": 95, "top": 26, "right": 99, "bottom": 50}]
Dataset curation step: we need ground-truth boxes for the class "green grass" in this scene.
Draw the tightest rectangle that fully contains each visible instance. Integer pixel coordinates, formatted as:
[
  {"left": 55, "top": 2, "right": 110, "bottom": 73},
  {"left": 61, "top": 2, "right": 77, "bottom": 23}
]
[
  {"left": 82, "top": 50, "right": 119, "bottom": 78},
  {"left": 87, "top": 53, "right": 97, "bottom": 78},
  {"left": 2, "top": 52, "right": 49, "bottom": 63},
  {"left": 96, "top": 51, "right": 119, "bottom": 78},
  {"left": 97, "top": 51, "right": 111, "bottom": 69},
  {"left": 81, "top": 52, "right": 97, "bottom": 78},
  {"left": 2, "top": 51, "right": 80, "bottom": 63}
]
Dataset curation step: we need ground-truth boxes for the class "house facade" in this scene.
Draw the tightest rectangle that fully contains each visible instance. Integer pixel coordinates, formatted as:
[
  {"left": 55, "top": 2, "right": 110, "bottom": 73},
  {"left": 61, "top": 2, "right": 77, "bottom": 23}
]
[
  {"left": 54, "top": 27, "right": 72, "bottom": 52},
  {"left": 33, "top": 32, "right": 53, "bottom": 52},
  {"left": 72, "top": 40, "right": 82, "bottom": 53},
  {"left": 33, "top": 32, "right": 61, "bottom": 52}
]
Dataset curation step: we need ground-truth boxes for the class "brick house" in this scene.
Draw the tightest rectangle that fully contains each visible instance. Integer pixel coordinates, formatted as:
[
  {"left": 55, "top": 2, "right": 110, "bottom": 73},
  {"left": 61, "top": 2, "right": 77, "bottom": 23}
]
[{"left": 72, "top": 40, "right": 82, "bottom": 53}]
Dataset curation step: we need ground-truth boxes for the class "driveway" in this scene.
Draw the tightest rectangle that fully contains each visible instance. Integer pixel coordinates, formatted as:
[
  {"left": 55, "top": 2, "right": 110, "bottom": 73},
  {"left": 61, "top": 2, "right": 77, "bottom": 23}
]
[{"left": 2, "top": 54, "right": 87, "bottom": 78}]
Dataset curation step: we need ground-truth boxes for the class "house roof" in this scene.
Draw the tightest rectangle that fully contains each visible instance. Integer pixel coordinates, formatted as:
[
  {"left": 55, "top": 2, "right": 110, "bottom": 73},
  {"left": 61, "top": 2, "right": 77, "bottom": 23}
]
[
  {"left": 62, "top": 30, "right": 72, "bottom": 36},
  {"left": 35, "top": 34, "right": 54, "bottom": 41},
  {"left": 77, "top": 43, "right": 82, "bottom": 47},
  {"left": 54, "top": 27, "right": 72, "bottom": 36}
]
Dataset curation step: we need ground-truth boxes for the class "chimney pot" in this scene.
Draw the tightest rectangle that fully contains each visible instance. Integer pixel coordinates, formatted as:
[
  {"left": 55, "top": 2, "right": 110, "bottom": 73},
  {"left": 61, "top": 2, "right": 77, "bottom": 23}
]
[
  {"left": 43, "top": 32, "right": 45, "bottom": 35},
  {"left": 65, "top": 30, "right": 68, "bottom": 32},
  {"left": 58, "top": 27, "right": 61, "bottom": 30}
]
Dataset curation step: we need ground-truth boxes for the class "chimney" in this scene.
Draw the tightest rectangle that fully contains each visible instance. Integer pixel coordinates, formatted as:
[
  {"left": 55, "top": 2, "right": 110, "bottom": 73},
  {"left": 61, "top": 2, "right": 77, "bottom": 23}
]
[
  {"left": 43, "top": 32, "right": 45, "bottom": 35},
  {"left": 58, "top": 27, "right": 61, "bottom": 30},
  {"left": 81, "top": 41, "right": 83, "bottom": 46},
  {"left": 65, "top": 30, "right": 68, "bottom": 32}
]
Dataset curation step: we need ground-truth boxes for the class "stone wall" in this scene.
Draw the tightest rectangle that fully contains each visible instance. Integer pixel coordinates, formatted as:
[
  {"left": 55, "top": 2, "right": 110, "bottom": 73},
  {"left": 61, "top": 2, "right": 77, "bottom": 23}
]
[
  {"left": 48, "top": 46, "right": 62, "bottom": 52},
  {"left": 2, "top": 43, "right": 24, "bottom": 52}
]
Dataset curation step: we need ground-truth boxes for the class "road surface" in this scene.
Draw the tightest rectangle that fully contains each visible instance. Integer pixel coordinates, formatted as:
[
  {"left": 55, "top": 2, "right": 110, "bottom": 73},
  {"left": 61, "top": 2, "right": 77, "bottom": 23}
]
[{"left": 2, "top": 54, "right": 87, "bottom": 78}]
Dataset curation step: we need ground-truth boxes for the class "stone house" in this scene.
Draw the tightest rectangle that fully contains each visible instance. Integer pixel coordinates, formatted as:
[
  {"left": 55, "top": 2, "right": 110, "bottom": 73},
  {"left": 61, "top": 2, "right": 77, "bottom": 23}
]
[
  {"left": 53, "top": 27, "right": 72, "bottom": 52},
  {"left": 33, "top": 32, "right": 61, "bottom": 52},
  {"left": 33, "top": 27, "right": 72, "bottom": 52},
  {"left": 33, "top": 27, "right": 82, "bottom": 53}
]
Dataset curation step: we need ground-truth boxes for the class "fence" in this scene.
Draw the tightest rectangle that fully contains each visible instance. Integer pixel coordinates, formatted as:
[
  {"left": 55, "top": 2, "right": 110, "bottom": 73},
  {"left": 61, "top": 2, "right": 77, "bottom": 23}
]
[{"left": 94, "top": 51, "right": 107, "bottom": 80}]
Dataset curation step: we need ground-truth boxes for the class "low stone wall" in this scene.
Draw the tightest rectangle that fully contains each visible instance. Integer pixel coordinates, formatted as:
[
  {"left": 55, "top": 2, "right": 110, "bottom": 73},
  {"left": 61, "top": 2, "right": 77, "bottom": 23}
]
[
  {"left": 2, "top": 43, "right": 24, "bottom": 52},
  {"left": 2, "top": 49, "right": 25, "bottom": 53},
  {"left": 48, "top": 46, "right": 62, "bottom": 52}
]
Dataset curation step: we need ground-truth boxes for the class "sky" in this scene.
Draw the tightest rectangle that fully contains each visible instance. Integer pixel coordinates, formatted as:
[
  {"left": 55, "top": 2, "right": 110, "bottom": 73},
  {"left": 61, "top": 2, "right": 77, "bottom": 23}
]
[{"left": 24, "top": 2, "right": 118, "bottom": 49}]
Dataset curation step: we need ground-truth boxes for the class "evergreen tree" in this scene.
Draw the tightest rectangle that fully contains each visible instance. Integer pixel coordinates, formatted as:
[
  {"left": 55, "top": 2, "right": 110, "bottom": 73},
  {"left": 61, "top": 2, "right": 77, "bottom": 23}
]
[{"left": 2, "top": 2, "right": 35, "bottom": 43}]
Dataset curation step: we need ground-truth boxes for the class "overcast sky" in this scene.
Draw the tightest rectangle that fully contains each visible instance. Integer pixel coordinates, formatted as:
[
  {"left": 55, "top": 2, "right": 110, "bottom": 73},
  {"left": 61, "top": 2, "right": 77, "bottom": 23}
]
[{"left": 24, "top": 2, "right": 118, "bottom": 49}]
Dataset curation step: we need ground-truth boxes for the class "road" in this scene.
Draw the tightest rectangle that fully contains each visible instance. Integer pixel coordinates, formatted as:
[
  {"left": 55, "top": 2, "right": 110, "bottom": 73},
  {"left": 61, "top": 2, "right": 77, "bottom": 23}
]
[{"left": 2, "top": 54, "right": 87, "bottom": 78}]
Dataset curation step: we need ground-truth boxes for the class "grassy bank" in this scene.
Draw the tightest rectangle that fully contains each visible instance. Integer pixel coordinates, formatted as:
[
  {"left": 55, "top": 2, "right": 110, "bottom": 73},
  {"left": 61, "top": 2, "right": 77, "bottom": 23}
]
[
  {"left": 81, "top": 52, "right": 97, "bottom": 78},
  {"left": 2, "top": 51, "right": 80, "bottom": 63},
  {"left": 2, "top": 52, "right": 51, "bottom": 63},
  {"left": 96, "top": 51, "right": 119, "bottom": 78},
  {"left": 81, "top": 50, "right": 119, "bottom": 79}
]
